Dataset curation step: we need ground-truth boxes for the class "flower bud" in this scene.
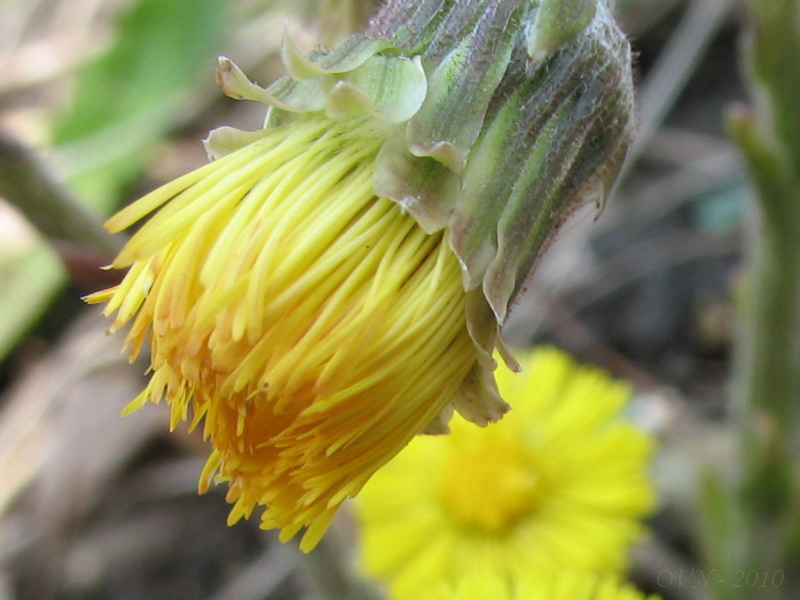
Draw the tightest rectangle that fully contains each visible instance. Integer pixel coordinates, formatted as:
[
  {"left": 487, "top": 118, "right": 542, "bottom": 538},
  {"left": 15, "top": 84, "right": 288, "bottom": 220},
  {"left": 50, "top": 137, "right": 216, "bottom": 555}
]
[
  {"left": 87, "top": 0, "right": 634, "bottom": 551},
  {"left": 370, "top": 0, "right": 634, "bottom": 325}
]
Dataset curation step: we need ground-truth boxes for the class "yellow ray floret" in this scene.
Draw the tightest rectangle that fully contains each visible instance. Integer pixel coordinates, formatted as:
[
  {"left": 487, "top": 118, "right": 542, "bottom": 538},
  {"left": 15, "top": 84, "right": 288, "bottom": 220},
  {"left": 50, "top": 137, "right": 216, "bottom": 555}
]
[
  {"left": 87, "top": 115, "right": 482, "bottom": 551},
  {"left": 356, "top": 346, "right": 656, "bottom": 596},
  {"left": 425, "top": 570, "right": 661, "bottom": 600}
]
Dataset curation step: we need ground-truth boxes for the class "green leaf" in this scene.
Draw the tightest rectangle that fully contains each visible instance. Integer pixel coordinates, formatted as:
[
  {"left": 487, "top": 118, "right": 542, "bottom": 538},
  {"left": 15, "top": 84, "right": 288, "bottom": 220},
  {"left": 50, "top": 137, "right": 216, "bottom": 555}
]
[{"left": 54, "top": 0, "right": 228, "bottom": 208}]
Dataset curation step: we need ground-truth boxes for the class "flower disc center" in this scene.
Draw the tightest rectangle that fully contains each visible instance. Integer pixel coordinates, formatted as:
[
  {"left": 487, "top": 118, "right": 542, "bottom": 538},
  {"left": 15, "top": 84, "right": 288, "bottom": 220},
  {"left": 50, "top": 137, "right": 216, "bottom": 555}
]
[{"left": 440, "top": 438, "right": 538, "bottom": 533}]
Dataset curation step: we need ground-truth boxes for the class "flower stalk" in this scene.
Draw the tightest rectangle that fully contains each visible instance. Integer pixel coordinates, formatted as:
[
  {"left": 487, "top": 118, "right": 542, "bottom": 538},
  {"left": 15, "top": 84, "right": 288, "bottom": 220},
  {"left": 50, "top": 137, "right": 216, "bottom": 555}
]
[{"left": 706, "top": 1, "right": 800, "bottom": 598}]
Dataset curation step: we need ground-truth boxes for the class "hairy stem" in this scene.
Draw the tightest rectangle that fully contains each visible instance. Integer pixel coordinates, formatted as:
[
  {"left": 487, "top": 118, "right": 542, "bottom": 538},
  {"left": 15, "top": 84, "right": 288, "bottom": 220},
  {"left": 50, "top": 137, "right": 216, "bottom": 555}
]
[{"left": 708, "top": 2, "right": 800, "bottom": 597}]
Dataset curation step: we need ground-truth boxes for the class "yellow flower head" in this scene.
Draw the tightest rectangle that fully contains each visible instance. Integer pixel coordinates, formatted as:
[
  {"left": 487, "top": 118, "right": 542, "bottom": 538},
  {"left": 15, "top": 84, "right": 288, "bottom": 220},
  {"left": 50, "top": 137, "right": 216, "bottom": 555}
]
[
  {"left": 425, "top": 571, "right": 661, "bottom": 600},
  {"left": 86, "top": 0, "right": 637, "bottom": 554},
  {"left": 86, "top": 114, "right": 506, "bottom": 551},
  {"left": 356, "top": 347, "right": 656, "bottom": 596}
]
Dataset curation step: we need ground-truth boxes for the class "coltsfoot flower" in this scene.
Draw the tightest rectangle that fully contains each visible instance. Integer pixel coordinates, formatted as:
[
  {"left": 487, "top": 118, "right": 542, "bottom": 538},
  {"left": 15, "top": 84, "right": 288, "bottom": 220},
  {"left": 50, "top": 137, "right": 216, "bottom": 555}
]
[
  {"left": 425, "top": 571, "right": 661, "bottom": 600},
  {"left": 88, "top": 0, "right": 635, "bottom": 551},
  {"left": 86, "top": 114, "right": 503, "bottom": 551},
  {"left": 356, "top": 347, "right": 656, "bottom": 596}
]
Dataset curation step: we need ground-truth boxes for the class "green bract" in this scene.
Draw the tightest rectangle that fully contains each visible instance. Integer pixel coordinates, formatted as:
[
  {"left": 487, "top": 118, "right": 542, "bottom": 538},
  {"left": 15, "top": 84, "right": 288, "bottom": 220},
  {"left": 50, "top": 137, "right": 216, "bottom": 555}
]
[{"left": 206, "top": 0, "right": 633, "bottom": 371}]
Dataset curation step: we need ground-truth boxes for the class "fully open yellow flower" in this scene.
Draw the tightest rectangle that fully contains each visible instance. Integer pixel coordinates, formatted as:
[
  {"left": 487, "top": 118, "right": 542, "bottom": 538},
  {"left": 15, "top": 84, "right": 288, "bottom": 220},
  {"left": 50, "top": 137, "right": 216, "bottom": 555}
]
[
  {"left": 86, "top": 114, "right": 506, "bottom": 551},
  {"left": 425, "top": 571, "right": 661, "bottom": 600},
  {"left": 356, "top": 347, "right": 656, "bottom": 596}
]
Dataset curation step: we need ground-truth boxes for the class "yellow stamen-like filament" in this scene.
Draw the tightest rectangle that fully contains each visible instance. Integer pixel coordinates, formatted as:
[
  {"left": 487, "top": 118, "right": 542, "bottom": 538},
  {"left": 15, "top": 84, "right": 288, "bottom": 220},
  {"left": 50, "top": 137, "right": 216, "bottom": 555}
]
[{"left": 87, "top": 115, "right": 479, "bottom": 551}]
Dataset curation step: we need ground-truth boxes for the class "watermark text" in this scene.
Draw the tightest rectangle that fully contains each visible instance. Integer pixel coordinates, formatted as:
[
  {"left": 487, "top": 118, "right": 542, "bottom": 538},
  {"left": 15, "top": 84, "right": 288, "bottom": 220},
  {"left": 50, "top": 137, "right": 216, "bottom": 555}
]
[{"left": 657, "top": 568, "right": 784, "bottom": 589}]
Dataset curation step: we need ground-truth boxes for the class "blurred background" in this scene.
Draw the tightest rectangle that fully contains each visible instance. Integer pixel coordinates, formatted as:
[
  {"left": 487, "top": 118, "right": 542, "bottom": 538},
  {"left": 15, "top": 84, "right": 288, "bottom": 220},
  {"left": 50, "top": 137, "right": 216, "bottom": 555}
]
[{"left": 0, "top": 0, "right": 752, "bottom": 598}]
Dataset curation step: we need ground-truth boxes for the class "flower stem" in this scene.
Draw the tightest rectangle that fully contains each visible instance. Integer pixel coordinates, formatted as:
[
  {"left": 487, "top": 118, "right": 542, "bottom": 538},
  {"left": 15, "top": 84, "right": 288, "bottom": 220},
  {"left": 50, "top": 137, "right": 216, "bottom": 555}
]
[
  {"left": 707, "top": 2, "right": 800, "bottom": 597},
  {"left": 724, "top": 109, "right": 800, "bottom": 600}
]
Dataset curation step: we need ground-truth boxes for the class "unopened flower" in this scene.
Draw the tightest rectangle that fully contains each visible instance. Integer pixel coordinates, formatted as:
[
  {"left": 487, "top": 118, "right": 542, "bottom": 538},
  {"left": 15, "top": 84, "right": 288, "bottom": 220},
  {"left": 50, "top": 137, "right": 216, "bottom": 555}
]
[
  {"left": 88, "top": 0, "right": 634, "bottom": 550},
  {"left": 356, "top": 347, "right": 655, "bottom": 597},
  {"left": 425, "top": 571, "right": 661, "bottom": 600},
  {"left": 88, "top": 114, "right": 496, "bottom": 551}
]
